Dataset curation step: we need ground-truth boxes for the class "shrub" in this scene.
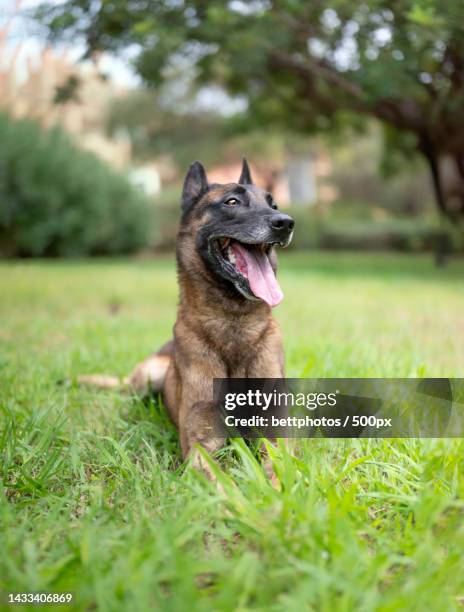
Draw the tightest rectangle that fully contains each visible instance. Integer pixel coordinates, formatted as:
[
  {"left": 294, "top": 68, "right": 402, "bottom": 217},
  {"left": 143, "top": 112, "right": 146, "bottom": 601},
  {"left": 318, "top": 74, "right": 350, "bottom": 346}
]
[
  {"left": 281, "top": 205, "right": 462, "bottom": 253},
  {"left": 0, "top": 113, "right": 153, "bottom": 257},
  {"left": 150, "top": 187, "right": 182, "bottom": 251}
]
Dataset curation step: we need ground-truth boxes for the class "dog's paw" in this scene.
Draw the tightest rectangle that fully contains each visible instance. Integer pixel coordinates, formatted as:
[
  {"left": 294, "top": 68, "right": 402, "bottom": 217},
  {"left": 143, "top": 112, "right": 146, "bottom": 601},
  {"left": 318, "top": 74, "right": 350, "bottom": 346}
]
[{"left": 189, "top": 448, "right": 217, "bottom": 481}]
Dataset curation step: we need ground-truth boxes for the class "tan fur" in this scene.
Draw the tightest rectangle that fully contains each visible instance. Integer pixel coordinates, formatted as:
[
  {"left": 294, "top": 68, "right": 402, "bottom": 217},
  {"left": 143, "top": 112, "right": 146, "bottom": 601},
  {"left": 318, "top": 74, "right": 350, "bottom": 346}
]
[
  {"left": 163, "top": 185, "right": 285, "bottom": 462},
  {"left": 80, "top": 180, "right": 286, "bottom": 478}
]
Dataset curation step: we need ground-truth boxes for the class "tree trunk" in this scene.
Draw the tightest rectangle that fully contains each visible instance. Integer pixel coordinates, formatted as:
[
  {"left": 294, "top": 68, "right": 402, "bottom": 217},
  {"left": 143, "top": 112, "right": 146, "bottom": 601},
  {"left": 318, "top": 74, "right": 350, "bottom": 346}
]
[
  {"left": 419, "top": 135, "right": 449, "bottom": 219},
  {"left": 418, "top": 136, "right": 455, "bottom": 266},
  {"left": 454, "top": 155, "right": 464, "bottom": 215}
]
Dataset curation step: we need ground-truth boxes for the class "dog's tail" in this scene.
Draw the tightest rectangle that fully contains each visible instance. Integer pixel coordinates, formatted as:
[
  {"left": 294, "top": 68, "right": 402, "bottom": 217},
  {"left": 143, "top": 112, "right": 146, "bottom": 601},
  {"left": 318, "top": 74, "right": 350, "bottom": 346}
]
[
  {"left": 77, "top": 340, "right": 173, "bottom": 397},
  {"left": 77, "top": 373, "right": 128, "bottom": 390}
]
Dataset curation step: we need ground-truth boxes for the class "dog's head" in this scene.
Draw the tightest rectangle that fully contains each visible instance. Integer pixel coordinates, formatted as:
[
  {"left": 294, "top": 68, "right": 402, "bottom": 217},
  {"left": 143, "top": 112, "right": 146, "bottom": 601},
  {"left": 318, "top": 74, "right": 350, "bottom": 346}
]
[{"left": 177, "top": 159, "right": 294, "bottom": 307}]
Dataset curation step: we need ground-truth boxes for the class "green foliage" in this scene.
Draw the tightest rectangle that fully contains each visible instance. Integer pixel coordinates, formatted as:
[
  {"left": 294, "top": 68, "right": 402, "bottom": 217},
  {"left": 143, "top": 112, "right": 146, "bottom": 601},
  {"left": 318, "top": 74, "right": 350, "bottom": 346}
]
[
  {"left": 281, "top": 206, "right": 457, "bottom": 253},
  {"left": 36, "top": 0, "right": 464, "bottom": 136},
  {"left": 35, "top": 0, "right": 464, "bottom": 218},
  {"left": 108, "top": 90, "right": 228, "bottom": 169},
  {"left": 151, "top": 201, "right": 180, "bottom": 251},
  {"left": 0, "top": 113, "right": 153, "bottom": 257},
  {"left": 107, "top": 88, "right": 310, "bottom": 176},
  {"left": 327, "top": 123, "right": 433, "bottom": 216},
  {"left": 1, "top": 255, "right": 464, "bottom": 608}
]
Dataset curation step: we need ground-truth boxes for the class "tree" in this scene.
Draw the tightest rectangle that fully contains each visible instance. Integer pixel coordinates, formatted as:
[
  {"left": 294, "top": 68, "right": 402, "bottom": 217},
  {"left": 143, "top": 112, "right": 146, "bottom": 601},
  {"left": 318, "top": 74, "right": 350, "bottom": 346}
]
[
  {"left": 35, "top": 0, "right": 464, "bottom": 220},
  {"left": 107, "top": 87, "right": 310, "bottom": 189}
]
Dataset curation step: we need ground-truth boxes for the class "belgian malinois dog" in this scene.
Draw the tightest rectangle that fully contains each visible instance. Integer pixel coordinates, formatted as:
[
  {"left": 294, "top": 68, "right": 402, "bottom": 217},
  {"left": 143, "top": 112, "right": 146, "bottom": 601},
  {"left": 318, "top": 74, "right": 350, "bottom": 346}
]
[{"left": 80, "top": 159, "right": 294, "bottom": 475}]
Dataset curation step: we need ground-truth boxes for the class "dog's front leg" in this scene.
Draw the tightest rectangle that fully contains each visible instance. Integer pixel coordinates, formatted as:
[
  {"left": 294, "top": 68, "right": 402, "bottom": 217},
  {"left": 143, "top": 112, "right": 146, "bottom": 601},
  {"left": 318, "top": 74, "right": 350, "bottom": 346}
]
[
  {"left": 175, "top": 359, "right": 226, "bottom": 478},
  {"left": 245, "top": 330, "right": 287, "bottom": 488},
  {"left": 180, "top": 400, "right": 225, "bottom": 479}
]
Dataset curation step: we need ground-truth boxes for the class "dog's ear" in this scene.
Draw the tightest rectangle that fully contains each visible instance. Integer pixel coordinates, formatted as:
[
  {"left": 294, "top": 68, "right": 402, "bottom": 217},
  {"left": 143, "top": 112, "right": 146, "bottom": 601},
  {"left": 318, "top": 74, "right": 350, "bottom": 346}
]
[
  {"left": 238, "top": 158, "right": 253, "bottom": 185},
  {"left": 182, "top": 161, "right": 208, "bottom": 211}
]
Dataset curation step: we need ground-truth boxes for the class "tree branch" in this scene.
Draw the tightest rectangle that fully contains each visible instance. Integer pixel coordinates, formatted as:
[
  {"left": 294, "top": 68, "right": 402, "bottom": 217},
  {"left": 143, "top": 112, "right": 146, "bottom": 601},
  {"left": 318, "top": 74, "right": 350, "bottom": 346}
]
[{"left": 268, "top": 49, "right": 426, "bottom": 133}]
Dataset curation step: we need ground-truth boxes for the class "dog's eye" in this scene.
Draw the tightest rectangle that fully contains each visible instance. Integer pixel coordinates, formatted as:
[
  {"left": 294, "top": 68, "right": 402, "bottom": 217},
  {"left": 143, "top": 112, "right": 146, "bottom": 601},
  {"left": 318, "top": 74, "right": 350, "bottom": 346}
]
[
  {"left": 225, "top": 198, "right": 239, "bottom": 206},
  {"left": 267, "top": 196, "right": 278, "bottom": 210}
]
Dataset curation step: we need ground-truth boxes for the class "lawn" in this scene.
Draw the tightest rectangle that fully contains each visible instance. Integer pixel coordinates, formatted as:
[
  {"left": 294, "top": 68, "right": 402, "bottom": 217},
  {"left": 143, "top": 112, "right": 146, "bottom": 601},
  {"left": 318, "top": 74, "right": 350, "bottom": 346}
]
[{"left": 1, "top": 252, "right": 464, "bottom": 611}]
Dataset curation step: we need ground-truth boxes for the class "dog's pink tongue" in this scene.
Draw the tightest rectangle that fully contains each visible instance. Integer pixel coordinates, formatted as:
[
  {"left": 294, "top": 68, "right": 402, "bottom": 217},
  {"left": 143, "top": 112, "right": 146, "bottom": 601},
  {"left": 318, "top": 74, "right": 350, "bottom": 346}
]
[{"left": 231, "top": 243, "right": 283, "bottom": 307}]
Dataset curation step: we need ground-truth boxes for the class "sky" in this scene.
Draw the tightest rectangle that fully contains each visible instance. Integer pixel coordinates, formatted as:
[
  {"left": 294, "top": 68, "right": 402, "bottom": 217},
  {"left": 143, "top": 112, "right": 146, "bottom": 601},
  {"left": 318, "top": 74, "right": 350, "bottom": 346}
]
[{"left": 2, "top": 0, "right": 141, "bottom": 87}]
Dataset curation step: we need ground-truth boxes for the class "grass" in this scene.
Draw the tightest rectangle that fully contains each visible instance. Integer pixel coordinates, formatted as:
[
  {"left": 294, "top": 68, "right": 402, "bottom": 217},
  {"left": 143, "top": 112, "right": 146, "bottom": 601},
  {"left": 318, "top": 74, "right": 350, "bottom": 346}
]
[{"left": 1, "top": 252, "right": 464, "bottom": 611}]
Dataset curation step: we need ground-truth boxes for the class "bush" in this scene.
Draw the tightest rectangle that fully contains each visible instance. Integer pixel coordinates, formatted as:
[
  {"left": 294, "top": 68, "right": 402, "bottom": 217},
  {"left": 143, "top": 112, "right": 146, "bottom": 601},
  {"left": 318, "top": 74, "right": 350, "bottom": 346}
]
[
  {"left": 282, "top": 205, "right": 462, "bottom": 253},
  {"left": 0, "top": 113, "right": 153, "bottom": 257}
]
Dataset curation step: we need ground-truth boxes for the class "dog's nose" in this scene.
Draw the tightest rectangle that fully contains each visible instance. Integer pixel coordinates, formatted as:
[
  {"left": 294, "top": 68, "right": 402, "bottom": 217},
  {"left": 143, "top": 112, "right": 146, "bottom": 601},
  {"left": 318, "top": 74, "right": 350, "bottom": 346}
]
[{"left": 269, "top": 213, "right": 295, "bottom": 235}]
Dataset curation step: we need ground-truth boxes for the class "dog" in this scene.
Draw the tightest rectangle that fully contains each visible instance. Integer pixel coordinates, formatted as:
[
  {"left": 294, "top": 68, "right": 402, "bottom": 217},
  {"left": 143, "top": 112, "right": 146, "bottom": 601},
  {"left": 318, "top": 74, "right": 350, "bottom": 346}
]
[{"left": 80, "top": 159, "right": 294, "bottom": 475}]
